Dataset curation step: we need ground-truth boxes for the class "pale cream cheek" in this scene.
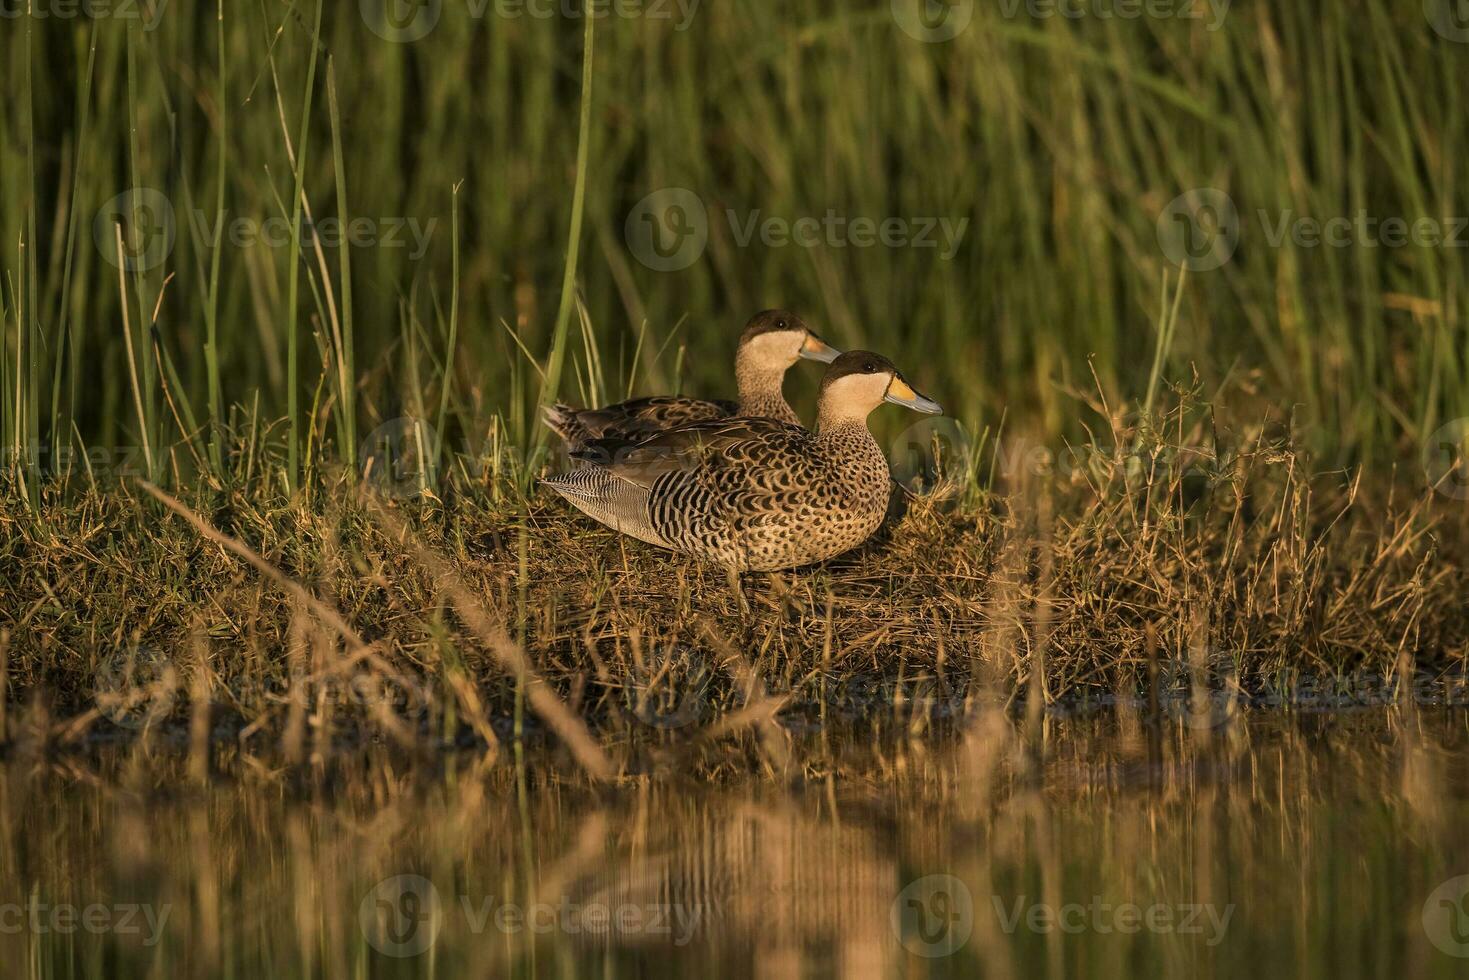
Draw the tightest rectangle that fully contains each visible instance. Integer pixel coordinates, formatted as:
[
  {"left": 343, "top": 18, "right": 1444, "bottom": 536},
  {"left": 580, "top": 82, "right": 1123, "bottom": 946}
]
[
  {"left": 825, "top": 372, "right": 892, "bottom": 415},
  {"left": 743, "top": 331, "right": 804, "bottom": 370}
]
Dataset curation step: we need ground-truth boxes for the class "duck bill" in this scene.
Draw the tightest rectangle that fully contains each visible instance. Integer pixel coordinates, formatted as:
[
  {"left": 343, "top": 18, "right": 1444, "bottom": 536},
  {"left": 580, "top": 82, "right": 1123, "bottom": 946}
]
[
  {"left": 884, "top": 375, "right": 943, "bottom": 415},
  {"left": 799, "top": 332, "right": 842, "bottom": 364}
]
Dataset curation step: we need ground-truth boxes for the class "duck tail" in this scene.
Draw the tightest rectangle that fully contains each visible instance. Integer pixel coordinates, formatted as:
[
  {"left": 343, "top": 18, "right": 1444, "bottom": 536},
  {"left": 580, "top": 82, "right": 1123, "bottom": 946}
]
[
  {"left": 542, "top": 467, "right": 669, "bottom": 548},
  {"left": 541, "top": 467, "right": 615, "bottom": 502},
  {"left": 540, "top": 403, "right": 587, "bottom": 446}
]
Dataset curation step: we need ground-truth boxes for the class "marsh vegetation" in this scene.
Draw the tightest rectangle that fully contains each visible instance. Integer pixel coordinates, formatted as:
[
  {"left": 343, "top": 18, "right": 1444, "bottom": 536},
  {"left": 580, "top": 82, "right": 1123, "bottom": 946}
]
[{"left": 2, "top": 2, "right": 1469, "bottom": 977}]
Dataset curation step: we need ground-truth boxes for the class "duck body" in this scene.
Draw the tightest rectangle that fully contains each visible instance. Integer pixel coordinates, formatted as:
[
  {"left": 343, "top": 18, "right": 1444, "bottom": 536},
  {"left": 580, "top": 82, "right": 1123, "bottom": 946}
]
[
  {"left": 541, "top": 310, "right": 839, "bottom": 452},
  {"left": 549, "top": 417, "right": 891, "bottom": 571},
  {"left": 542, "top": 394, "right": 741, "bottom": 450},
  {"left": 545, "top": 351, "right": 942, "bottom": 572}
]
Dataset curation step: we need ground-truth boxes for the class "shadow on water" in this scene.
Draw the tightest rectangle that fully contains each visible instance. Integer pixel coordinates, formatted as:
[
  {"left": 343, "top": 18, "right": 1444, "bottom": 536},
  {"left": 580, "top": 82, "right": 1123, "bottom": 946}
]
[{"left": 1, "top": 707, "right": 1468, "bottom": 978}]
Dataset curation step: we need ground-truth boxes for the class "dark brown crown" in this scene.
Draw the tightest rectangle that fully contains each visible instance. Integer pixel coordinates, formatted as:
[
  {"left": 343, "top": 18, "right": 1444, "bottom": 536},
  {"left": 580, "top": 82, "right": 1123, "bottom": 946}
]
[
  {"left": 739, "top": 309, "right": 808, "bottom": 345},
  {"left": 819, "top": 350, "right": 898, "bottom": 390}
]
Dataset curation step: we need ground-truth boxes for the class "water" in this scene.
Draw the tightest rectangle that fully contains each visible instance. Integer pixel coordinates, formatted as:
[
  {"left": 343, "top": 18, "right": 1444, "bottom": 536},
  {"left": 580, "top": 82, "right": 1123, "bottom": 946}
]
[{"left": 2, "top": 709, "right": 1467, "bottom": 978}]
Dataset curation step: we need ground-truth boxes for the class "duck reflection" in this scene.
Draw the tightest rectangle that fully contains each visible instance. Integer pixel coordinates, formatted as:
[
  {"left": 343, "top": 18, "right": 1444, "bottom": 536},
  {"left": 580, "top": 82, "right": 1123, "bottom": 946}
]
[{"left": 560, "top": 800, "right": 898, "bottom": 978}]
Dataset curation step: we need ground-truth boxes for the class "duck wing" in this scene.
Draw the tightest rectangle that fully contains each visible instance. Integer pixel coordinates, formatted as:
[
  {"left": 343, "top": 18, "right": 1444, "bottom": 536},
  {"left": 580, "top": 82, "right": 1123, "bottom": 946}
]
[
  {"left": 547, "top": 395, "right": 738, "bottom": 448},
  {"left": 573, "top": 417, "right": 811, "bottom": 490}
]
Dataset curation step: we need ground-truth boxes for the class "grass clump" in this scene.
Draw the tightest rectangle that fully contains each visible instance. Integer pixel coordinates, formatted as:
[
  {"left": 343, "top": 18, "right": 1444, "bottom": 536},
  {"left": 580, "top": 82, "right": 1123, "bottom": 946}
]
[{"left": 1, "top": 385, "right": 1464, "bottom": 774}]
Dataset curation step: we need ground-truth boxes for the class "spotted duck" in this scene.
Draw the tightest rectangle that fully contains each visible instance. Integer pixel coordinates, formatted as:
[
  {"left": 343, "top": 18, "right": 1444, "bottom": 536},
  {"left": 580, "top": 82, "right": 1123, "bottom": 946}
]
[
  {"left": 541, "top": 310, "right": 840, "bottom": 451},
  {"left": 544, "top": 351, "right": 942, "bottom": 571}
]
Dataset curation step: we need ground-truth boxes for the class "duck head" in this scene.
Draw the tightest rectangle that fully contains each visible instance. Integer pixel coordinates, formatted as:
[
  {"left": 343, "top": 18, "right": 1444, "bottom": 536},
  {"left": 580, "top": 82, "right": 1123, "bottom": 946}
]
[
  {"left": 736, "top": 309, "right": 842, "bottom": 373},
  {"left": 818, "top": 350, "right": 943, "bottom": 423}
]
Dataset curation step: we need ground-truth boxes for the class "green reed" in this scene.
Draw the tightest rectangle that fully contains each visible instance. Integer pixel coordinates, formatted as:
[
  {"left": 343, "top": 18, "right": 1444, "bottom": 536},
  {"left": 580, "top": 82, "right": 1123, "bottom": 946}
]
[{"left": 0, "top": 2, "right": 1466, "bottom": 497}]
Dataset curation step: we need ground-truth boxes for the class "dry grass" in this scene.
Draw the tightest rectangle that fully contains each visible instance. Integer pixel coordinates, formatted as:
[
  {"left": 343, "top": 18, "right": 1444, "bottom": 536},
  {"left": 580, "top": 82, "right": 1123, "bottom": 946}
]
[{"left": 2, "top": 398, "right": 1465, "bottom": 776}]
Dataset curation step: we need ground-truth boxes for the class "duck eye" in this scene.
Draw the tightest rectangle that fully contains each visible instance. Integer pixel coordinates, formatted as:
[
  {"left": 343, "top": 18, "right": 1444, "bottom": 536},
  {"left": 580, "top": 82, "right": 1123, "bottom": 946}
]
[
  {"left": 775, "top": 319, "right": 787, "bottom": 330},
  {"left": 863, "top": 362, "right": 877, "bottom": 373}
]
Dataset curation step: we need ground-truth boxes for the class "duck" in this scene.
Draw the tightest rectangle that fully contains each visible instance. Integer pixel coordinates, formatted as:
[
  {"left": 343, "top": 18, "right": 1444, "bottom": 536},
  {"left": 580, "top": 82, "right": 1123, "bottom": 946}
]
[
  {"left": 541, "top": 310, "right": 840, "bottom": 451},
  {"left": 543, "top": 351, "right": 943, "bottom": 571}
]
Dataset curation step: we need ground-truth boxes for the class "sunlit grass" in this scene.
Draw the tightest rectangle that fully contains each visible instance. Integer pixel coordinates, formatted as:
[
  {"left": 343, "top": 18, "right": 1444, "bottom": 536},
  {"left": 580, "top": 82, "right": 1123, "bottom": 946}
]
[
  {"left": 1, "top": 3, "right": 1466, "bottom": 495},
  {"left": 0, "top": 8, "right": 1467, "bottom": 975}
]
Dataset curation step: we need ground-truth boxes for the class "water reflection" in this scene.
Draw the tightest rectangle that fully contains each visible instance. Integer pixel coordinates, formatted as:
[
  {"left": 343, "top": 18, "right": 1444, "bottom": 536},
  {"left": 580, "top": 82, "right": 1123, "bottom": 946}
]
[{"left": 1, "top": 709, "right": 1468, "bottom": 978}]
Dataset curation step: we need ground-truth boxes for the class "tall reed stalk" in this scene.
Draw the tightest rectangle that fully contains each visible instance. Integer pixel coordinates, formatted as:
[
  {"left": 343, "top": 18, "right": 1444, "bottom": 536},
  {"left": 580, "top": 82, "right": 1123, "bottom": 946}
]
[
  {"left": 283, "top": 1, "right": 324, "bottom": 494},
  {"left": 204, "top": 0, "right": 229, "bottom": 476},
  {"left": 532, "top": 3, "right": 596, "bottom": 482}
]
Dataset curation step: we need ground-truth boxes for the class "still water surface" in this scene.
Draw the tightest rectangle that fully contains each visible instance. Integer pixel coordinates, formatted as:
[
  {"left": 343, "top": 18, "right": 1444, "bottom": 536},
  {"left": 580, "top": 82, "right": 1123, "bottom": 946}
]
[{"left": 2, "top": 709, "right": 1467, "bottom": 978}]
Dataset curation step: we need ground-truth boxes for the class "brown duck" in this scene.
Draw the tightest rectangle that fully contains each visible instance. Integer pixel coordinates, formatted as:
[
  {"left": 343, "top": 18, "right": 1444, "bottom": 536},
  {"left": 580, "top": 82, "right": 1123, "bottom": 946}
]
[
  {"left": 544, "top": 351, "right": 942, "bottom": 571},
  {"left": 541, "top": 310, "right": 840, "bottom": 451}
]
